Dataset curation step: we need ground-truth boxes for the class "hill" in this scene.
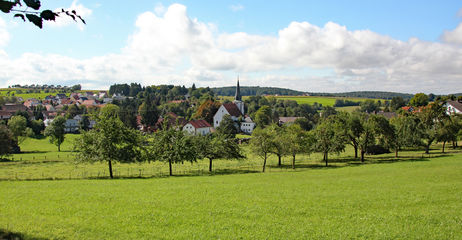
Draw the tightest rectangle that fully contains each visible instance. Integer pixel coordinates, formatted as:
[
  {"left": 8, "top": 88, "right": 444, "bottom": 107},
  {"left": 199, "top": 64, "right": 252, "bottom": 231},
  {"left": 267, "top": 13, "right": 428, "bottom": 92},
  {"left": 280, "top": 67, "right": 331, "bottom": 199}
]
[
  {"left": 211, "top": 86, "right": 306, "bottom": 96},
  {"left": 309, "top": 91, "right": 414, "bottom": 100}
]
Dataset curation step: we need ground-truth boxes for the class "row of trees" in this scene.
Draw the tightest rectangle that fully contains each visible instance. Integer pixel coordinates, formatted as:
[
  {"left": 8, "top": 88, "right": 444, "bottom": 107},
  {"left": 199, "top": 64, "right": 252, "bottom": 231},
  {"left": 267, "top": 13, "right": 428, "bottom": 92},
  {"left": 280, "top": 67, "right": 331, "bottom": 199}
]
[
  {"left": 74, "top": 105, "right": 244, "bottom": 178},
  {"left": 250, "top": 102, "right": 462, "bottom": 169}
]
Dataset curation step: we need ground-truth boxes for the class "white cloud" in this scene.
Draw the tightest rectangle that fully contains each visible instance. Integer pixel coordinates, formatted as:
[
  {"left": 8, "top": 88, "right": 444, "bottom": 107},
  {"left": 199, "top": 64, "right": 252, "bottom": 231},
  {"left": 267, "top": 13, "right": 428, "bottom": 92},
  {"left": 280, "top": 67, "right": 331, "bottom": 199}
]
[
  {"left": 441, "top": 23, "right": 462, "bottom": 45},
  {"left": 1, "top": 3, "right": 462, "bottom": 94},
  {"left": 230, "top": 4, "right": 244, "bottom": 12},
  {"left": 46, "top": 0, "right": 92, "bottom": 30}
]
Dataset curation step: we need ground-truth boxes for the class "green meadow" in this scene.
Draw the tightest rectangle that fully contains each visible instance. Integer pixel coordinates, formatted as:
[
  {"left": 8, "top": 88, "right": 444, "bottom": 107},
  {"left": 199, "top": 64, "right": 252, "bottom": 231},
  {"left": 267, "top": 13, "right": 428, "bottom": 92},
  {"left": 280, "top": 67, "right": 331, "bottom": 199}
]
[
  {"left": 1, "top": 136, "right": 462, "bottom": 239},
  {"left": 274, "top": 96, "right": 384, "bottom": 107}
]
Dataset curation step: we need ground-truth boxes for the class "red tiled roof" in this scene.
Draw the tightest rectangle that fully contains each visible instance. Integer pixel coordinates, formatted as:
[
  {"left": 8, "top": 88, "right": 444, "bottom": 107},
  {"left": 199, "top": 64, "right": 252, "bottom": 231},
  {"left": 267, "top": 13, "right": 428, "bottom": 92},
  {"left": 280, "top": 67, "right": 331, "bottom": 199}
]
[
  {"left": 1, "top": 104, "right": 28, "bottom": 113},
  {"left": 188, "top": 119, "right": 212, "bottom": 129},
  {"left": 222, "top": 103, "right": 242, "bottom": 117}
]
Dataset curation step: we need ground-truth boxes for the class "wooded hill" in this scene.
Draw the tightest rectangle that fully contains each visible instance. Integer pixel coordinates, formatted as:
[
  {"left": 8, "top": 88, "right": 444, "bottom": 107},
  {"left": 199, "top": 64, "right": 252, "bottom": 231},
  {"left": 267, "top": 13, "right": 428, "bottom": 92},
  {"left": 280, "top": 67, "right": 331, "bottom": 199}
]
[{"left": 212, "top": 86, "right": 415, "bottom": 100}]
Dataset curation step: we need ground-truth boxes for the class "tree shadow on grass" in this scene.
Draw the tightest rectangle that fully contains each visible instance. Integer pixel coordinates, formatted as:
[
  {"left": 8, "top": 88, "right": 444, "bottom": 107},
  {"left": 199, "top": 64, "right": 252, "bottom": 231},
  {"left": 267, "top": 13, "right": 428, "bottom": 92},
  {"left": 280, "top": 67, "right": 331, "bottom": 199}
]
[{"left": 0, "top": 228, "right": 48, "bottom": 240}]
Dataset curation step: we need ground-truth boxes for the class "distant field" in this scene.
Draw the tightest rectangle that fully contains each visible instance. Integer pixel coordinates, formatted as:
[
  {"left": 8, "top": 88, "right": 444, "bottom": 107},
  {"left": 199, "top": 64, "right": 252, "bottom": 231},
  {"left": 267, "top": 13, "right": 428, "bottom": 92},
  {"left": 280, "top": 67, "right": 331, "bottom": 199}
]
[
  {"left": 217, "top": 95, "right": 383, "bottom": 107},
  {"left": 1, "top": 140, "right": 461, "bottom": 239},
  {"left": 0, "top": 88, "right": 59, "bottom": 100},
  {"left": 274, "top": 96, "right": 383, "bottom": 106}
]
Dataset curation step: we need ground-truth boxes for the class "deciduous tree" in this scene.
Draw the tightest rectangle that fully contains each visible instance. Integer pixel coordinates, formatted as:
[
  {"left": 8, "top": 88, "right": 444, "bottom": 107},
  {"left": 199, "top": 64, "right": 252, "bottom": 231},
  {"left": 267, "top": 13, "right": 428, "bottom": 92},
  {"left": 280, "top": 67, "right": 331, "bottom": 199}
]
[
  {"left": 44, "top": 116, "right": 66, "bottom": 152},
  {"left": 195, "top": 133, "right": 244, "bottom": 172}
]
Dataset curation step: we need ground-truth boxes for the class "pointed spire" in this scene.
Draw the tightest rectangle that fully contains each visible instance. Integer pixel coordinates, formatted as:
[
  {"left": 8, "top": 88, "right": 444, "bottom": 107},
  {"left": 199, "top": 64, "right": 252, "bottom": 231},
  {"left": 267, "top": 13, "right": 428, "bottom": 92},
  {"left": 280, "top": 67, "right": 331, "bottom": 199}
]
[{"left": 234, "top": 76, "right": 242, "bottom": 101}]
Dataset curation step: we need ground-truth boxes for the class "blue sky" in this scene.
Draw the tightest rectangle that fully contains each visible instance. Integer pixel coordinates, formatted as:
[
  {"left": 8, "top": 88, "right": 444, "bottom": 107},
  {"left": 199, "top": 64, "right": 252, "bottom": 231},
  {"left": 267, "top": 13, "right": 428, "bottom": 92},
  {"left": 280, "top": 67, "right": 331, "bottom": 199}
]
[{"left": 1, "top": 0, "right": 462, "bottom": 93}]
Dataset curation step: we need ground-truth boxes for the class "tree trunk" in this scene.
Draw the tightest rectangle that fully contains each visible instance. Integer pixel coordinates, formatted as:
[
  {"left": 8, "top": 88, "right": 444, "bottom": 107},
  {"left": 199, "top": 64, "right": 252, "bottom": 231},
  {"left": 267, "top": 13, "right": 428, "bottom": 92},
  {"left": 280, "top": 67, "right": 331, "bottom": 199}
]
[
  {"left": 324, "top": 152, "right": 328, "bottom": 167},
  {"left": 360, "top": 150, "right": 365, "bottom": 163},
  {"left": 425, "top": 144, "right": 430, "bottom": 154},
  {"left": 452, "top": 140, "right": 457, "bottom": 149},
  {"left": 108, "top": 160, "right": 113, "bottom": 179},
  {"left": 262, "top": 153, "right": 267, "bottom": 172},
  {"left": 395, "top": 149, "right": 399, "bottom": 158},
  {"left": 209, "top": 158, "right": 213, "bottom": 172},
  {"left": 58, "top": 144, "right": 61, "bottom": 152},
  {"left": 169, "top": 159, "right": 173, "bottom": 176},
  {"left": 442, "top": 141, "right": 446, "bottom": 153},
  {"left": 278, "top": 155, "right": 282, "bottom": 167},
  {"left": 292, "top": 154, "right": 296, "bottom": 170},
  {"left": 354, "top": 146, "right": 358, "bottom": 159}
]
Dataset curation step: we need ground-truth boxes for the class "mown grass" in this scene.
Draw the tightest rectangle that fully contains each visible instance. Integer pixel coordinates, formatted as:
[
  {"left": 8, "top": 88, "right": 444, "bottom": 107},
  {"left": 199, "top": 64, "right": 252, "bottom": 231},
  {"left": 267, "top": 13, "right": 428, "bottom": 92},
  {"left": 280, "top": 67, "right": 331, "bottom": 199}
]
[{"left": 1, "top": 148, "right": 461, "bottom": 239}]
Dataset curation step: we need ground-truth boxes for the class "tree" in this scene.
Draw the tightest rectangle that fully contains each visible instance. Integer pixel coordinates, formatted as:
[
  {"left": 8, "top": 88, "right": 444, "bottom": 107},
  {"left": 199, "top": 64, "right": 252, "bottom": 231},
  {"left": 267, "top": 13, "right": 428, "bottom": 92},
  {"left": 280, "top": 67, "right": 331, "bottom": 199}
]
[
  {"left": 0, "top": 125, "right": 16, "bottom": 158},
  {"left": 7, "top": 115, "right": 32, "bottom": 144},
  {"left": 139, "top": 94, "right": 159, "bottom": 128},
  {"left": 359, "top": 100, "right": 380, "bottom": 113},
  {"left": 390, "top": 114, "right": 423, "bottom": 157},
  {"left": 417, "top": 102, "right": 445, "bottom": 154},
  {"left": 391, "top": 96, "right": 406, "bottom": 111},
  {"left": 44, "top": 116, "right": 66, "bottom": 152},
  {"left": 437, "top": 116, "right": 459, "bottom": 153},
  {"left": 79, "top": 114, "right": 91, "bottom": 131},
  {"left": 313, "top": 116, "right": 346, "bottom": 166},
  {"left": 267, "top": 124, "right": 287, "bottom": 167},
  {"left": 250, "top": 127, "right": 274, "bottom": 172},
  {"left": 74, "top": 106, "right": 144, "bottom": 178},
  {"left": 193, "top": 99, "right": 221, "bottom": 124},
  {"left": 338, "top": 112, "right": 362, "bottom": 159},
  {"left": 410, "top": 93, "right": 429, "bottom": 107},
  {"left": 285, "top": 123, "right": 314, "bottom": 169},
  {"left": 216, "top": 115, "right": 238, "bottom": 137},
  {"left": 195, "top": 133, "right": 244, "bottom": 172},
  {"left": 0, "top": 0, "right": 85, "bottom": 29},
  {"left": 254, "top": 106, "right": 272, "bottom": 128},
  {"left": 148, "top": 127, "right": 197, "bottom": 176},
  {"left": 357, "top": 114, "right": 378, "bottom": 162}
]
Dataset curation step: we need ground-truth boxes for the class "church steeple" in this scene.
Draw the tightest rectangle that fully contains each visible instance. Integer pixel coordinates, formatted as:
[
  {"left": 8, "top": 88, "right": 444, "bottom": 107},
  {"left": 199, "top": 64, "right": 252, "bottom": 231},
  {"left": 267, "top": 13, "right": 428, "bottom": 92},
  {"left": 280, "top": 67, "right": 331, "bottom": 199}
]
[{"left": 234, "top": 76, "right": 242, "bottom": 101}]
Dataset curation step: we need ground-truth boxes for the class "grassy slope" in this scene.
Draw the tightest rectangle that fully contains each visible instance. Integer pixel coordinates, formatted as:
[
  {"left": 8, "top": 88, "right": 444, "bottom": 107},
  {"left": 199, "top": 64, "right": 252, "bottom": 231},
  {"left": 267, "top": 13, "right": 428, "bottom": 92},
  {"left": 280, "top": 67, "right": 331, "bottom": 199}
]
[{"left": 1, "top": 153, "right": 461, "bottom": 239}]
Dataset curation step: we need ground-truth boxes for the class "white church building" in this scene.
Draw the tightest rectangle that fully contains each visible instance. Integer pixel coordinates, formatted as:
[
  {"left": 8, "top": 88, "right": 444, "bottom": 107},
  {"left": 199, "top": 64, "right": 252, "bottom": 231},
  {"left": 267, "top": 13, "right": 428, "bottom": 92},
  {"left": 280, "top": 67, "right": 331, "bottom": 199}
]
[{"left": 213, "top": 79, "right": 256, "bottom": 134}]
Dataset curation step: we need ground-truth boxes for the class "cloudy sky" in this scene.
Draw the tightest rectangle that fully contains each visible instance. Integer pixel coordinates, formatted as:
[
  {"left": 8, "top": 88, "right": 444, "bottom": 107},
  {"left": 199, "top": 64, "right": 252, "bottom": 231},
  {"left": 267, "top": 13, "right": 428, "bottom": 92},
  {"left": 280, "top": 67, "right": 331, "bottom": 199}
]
[{"left": 1, "top": 0, "right": 462, "bottom": 94}]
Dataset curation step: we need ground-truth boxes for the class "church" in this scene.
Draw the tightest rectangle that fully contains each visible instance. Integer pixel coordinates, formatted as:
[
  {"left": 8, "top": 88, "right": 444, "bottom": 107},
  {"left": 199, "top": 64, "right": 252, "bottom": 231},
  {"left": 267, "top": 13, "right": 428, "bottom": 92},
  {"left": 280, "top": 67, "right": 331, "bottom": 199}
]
[{"left": 213, "top": 79, "right": 256, "bottom": 134}]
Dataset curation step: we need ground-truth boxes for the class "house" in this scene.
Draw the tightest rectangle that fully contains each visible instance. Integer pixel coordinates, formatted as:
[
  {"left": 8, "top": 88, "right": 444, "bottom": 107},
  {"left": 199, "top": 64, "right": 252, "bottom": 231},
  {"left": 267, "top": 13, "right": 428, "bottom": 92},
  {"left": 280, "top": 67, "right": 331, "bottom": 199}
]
[
  {"left": 65, "top": 119, "right": 79, "bottom": 133},
  {"left": 1, "top": 103, "right": 29, "bottom": 113},
  {"left": 213, "top": 78, "right": 256, "bottom": 134},
  {"left": 55, "top": 93, "right": 67, "bottom": 99},
  {"left": 183, "top": 119, "right": 212, "bottom": 135},
  {"left": 81, "top": 99, "right": 98, "bottom": 107},
  {"left": 0, "top": 110, "right": 12, "bottom": 120},
  {"left": 23, "top": 98, "right": 41, "bottom": 108},
  {"left": 240, "top": 116, "right": 256, "bottom": 134},
  {"left": 445, "top": 101, "right": 462, "bottom": 115}
]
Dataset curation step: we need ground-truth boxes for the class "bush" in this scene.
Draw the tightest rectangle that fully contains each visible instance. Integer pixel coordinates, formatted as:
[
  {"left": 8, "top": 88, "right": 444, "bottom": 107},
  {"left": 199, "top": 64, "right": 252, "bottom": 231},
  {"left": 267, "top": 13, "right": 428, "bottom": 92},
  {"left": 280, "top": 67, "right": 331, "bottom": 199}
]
[{"left": 366, "top": 145, "right": 390, "bottom": 155}]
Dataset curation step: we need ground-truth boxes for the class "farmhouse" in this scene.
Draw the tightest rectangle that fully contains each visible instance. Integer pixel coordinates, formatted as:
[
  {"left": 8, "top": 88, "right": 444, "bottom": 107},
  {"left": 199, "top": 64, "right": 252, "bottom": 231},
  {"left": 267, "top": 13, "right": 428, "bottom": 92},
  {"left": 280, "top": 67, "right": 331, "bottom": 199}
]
[
  {"left": 183, "top": 119, "right": 212, "bottom": 135},
  {"left": 213, "top": 79, "right": 256, "bottom": 134},
  {"left": 445, "top": 101, "right": 462, "bottom": 115}
]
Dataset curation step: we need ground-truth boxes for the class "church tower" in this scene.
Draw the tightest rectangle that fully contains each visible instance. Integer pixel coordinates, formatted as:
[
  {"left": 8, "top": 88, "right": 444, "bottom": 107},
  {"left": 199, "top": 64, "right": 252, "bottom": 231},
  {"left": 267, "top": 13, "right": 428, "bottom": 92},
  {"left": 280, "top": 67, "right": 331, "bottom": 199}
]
[{"left": 233, "top": 77, "right": 245, "bottom": 115}]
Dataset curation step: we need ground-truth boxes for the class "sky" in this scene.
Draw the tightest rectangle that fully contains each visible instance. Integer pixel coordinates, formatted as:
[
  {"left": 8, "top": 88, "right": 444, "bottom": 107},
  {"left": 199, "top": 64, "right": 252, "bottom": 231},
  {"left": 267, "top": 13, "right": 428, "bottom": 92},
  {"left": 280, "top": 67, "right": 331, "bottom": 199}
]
[{"left": 1, "top": 0, "right": 462, "bottom": 94}]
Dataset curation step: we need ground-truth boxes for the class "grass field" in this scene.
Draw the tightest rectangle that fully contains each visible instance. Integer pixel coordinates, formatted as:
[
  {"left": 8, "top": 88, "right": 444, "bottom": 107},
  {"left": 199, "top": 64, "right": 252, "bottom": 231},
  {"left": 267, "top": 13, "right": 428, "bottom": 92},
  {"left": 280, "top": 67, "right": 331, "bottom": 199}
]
[{"left": 1, "top": 137, "right": 462, "bottom": 239}]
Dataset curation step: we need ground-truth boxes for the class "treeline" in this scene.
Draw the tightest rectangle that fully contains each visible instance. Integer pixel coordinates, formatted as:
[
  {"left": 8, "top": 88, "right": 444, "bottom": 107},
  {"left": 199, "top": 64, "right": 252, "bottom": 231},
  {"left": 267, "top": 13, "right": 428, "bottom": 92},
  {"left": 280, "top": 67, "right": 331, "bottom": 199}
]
[
  {"left": 212, "top": 86, "right": 305, "bottom": 96},
  {"left": 309, "top": 91, "right": 414, "bottom": 100}
]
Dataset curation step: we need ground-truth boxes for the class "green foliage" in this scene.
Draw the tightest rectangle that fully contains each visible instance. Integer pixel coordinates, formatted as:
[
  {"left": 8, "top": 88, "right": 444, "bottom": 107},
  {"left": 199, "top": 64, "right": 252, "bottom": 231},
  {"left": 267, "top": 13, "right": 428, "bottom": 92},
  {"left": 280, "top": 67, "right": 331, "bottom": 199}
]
[
  {"left": 148, "top": 127, "right": 197, "bottom": 176},
  {"left": 285, "top": 123, "right": 314, "bottom": 169},
  {"left": 313, "top": 116, "right": 346, "bottom": 166},
  {"left": 250, "top": 127, "right": 274, "bottom": 172},
  {"left": 138, "top": 95, "right": 159, "bottom": 127},
  {"left": 7, "top": 115, "right": 32, "bottom": 144},
  {"left": 74, "top": 110, "right": 144, "bottom": 178},
  {"left": 410, "top": 93, "right": 429, "bottom": 107},
  {"left": 0, "top": 125, "right": 16, "bottom": 157},
  {"left": 391, "top": 96, "right": 406, "bottom": 110},
  {"left": 254, "top": 105, "right": 272, "bottom": 127},
  {"left": 216, "top": 115, "right": 237, "bottom": 137},
  {"left": 195, "top": 133, "right": 245, "bottom": 172},
  {"left": 44, "top": 116, "right": 66, "bottom": 152},
  {"left": 192, "top": 99, "right": 221, "bottom": 124},
  {"left": 359, "top": 99, "right": 380, "bottom": 113}
]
